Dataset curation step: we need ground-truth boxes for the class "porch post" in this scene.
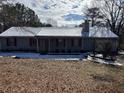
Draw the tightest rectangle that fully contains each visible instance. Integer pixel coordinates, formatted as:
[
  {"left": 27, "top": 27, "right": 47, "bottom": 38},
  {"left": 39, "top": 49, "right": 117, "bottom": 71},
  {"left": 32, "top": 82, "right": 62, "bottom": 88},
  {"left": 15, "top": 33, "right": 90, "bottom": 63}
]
[
  {"left": 36, "top": 38, "right": 39, "bottom": 53},
  {"left": 48, "top": 39, "right": 50, "bottom": 53}
]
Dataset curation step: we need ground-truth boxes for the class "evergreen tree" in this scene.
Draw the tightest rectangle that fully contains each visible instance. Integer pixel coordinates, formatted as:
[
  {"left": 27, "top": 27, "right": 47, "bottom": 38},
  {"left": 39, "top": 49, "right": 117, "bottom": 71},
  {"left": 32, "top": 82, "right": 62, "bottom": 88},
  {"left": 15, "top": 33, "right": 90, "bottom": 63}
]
[{"left": 0, "top": 3, "right": 42, "bottom": 30}]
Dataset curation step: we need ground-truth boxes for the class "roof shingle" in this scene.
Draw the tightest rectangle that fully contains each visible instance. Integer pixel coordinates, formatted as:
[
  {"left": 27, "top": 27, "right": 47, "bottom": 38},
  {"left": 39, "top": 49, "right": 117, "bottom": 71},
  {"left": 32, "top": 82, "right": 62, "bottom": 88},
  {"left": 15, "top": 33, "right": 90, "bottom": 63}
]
[{"left": 0, "top": 27, "right": 118, "bottom": 38}]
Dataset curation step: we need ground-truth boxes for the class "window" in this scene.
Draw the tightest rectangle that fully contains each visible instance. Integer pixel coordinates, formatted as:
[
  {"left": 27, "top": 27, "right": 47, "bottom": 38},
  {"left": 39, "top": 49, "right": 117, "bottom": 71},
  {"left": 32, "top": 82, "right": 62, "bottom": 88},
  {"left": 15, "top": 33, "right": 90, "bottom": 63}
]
[
  {"left": 29, "top": 38, "right": 36, "bottom": 47},
  {"left": 55, "top": 49, "right": 59, "bottom": 53},
  {"left": 60, "top": 39, "right": 65, "bottom": 47},
  {"left": 7, "top": 38, "right": 16, "bottom": 46},
  {"left": 63, "top": 39, "right": 66, "bottom": 47},
  {"left": 71, "top": 39, "right": 74, "bottom": 46},
  {"left": 78, "top": 39, "right": 82, "bottom": 47},
  {"left": 56, "top": 39, "right": 59, "bottom": 47}
]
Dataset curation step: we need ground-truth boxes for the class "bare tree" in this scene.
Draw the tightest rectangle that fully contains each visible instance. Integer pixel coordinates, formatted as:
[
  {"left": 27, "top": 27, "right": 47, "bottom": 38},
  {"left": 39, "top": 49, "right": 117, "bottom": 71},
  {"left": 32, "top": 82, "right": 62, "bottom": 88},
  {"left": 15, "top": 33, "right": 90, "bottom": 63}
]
[
  {"left": 85, "top": 7, "right": 104, "bottom": 27},
  {"left": 94, "top": 0, "right": 124, "bottom": 35}
]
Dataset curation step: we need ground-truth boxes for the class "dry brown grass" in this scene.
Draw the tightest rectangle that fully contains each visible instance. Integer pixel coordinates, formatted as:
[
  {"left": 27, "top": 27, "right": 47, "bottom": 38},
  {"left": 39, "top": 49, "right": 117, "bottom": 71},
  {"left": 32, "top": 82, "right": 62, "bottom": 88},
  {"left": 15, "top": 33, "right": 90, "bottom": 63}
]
[{"left": 0, "top": 57, "right": 124, "bottom": 93}]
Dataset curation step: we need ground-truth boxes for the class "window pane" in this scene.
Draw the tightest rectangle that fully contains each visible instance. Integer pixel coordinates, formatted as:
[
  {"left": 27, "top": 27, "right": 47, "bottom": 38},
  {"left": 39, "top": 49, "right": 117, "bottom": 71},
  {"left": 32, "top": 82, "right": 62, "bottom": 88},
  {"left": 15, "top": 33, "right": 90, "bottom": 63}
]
[
  {"left": 7, "top": 38, "right": 16, "bottom": 46},
  {"left": 71, "top": 39, "right": 74, "bottom": 46},
  {"left": 56, "top": 39, "right": 59, "bottom": 47},
  {"left": 78, "top": 39, "right": 82, "bottom": 47},
  {"left": 30, "top": 38, "right": 36, "bottom": 47}
]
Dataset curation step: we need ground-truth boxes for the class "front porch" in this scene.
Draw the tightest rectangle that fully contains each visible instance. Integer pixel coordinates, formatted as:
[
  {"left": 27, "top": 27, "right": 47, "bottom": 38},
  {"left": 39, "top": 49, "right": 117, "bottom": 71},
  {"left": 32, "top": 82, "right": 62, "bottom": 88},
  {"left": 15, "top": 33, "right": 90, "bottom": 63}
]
[{"left": 36, "top": 37, "right": 83, "bottom": 54}]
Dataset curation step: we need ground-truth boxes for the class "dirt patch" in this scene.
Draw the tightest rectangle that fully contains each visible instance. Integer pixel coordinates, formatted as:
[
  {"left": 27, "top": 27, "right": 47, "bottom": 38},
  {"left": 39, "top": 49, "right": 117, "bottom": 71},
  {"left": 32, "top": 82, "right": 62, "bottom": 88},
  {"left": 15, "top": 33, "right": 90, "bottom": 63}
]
[{"left": 91, "top": 74, "right": 116, "bottom": 82}]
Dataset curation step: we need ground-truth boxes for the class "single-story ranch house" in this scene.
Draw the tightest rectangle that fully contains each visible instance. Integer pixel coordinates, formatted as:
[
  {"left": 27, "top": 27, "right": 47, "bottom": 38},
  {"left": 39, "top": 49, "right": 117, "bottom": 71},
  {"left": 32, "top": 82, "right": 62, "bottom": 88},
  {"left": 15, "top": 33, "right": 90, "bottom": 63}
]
[{"left": 0, "top": 21, "right": 118, "bottom": 54}]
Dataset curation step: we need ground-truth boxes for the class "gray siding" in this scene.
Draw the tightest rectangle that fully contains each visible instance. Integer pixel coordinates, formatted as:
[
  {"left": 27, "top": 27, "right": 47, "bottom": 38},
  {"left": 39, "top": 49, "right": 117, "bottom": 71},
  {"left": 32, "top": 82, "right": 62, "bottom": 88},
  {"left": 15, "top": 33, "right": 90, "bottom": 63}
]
[
  {"left": 83, "top": 38, "right": 94, "bottom": 51},
  {"left": 0, "top": 37, "right": 37, "bottom": 51},
  {"left": 0, "top": 37, "right": 118, "bottom": 53}
]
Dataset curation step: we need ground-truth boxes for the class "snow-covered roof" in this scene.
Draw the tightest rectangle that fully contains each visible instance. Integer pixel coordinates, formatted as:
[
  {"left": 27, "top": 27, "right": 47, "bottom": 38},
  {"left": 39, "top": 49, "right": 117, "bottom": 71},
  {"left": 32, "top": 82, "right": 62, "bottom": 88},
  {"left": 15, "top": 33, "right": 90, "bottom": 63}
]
[
  {"left": 0, "top": 27, "right": 118, "bottom": 38},
  {"left": 0, "top": 27, "right": 41, "bottom": 37},
  {"left": 89, "top": 27, "right": 117, "bottom": 38},
  {"left": 37, "top": 27, "right": 83, "bottom": 37},
  {"left": 82, "top": 26, "right": 118, "bottom": 38}
]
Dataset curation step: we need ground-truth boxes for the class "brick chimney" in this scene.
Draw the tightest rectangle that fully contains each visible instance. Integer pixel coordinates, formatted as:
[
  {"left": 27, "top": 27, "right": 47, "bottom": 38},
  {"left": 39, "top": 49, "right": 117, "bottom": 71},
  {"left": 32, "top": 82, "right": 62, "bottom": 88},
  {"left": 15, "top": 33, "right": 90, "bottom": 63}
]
[{"left": 84, "top": 20, "right": 90, "bottom": 32}]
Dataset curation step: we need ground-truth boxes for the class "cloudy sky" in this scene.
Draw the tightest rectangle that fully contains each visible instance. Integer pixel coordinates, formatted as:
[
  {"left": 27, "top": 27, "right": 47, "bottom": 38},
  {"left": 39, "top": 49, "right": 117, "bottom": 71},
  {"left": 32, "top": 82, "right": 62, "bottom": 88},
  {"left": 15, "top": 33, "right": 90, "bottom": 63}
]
[{"left": 7, "top": 0, "right": 93, "bottom": 26}]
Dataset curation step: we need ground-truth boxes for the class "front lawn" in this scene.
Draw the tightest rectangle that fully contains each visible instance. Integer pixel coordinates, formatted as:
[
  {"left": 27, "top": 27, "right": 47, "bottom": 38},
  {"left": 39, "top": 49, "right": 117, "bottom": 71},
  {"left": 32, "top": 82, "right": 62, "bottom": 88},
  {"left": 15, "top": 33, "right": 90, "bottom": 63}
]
[{"left": 0, "top": 57, "right": 124, "bottom": 93}]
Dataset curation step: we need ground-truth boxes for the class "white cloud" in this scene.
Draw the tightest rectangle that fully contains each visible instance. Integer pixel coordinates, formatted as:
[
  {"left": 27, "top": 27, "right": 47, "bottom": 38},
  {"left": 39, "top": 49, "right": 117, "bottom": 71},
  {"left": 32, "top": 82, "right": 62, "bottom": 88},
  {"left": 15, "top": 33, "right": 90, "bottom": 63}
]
[{"left": 7, "top": 0, "right": 93, "bottom": 27}]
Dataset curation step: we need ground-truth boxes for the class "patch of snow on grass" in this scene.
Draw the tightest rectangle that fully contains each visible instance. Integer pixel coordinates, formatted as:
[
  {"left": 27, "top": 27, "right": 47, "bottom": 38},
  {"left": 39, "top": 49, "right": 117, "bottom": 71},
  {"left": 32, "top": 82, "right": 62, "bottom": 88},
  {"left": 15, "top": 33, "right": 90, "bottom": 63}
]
[{"left": 96, "top": 58, "right": 122, "bottom": 66}]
